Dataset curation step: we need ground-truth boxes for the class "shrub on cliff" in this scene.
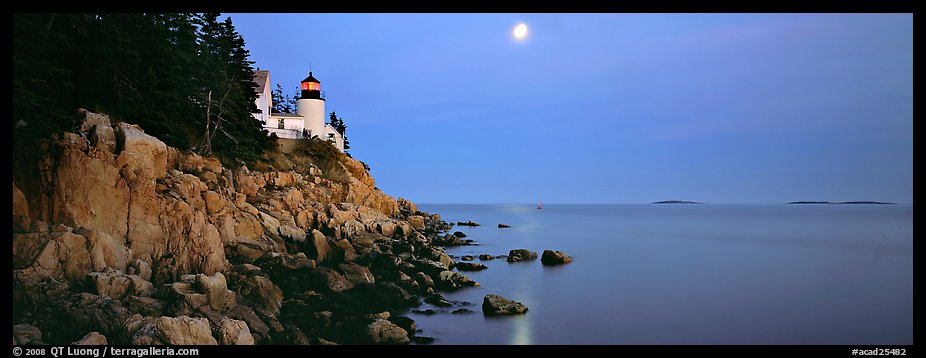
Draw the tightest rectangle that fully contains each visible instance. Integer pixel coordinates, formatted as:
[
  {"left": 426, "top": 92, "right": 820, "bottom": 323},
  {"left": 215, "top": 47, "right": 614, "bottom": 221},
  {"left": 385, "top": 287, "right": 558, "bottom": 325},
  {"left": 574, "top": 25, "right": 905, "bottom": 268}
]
[{"left": 292, "top": 137, "right": 352, "bottom": 183}]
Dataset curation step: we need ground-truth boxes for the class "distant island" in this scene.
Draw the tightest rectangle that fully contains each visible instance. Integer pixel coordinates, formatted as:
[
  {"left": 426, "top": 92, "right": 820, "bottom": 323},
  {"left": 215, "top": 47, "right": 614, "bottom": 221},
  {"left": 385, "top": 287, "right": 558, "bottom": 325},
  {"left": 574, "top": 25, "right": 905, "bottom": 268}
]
[
  {"left": 652, "top": 200, "right": 703, "bottom": 204},
  {"left": 787, "top": 201, "right": 895, "bottom": 205}
]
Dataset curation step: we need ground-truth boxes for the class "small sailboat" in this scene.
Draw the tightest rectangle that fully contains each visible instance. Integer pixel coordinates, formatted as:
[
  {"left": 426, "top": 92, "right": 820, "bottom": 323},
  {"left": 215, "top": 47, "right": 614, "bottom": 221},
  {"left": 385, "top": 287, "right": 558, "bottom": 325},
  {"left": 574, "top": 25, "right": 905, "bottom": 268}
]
[{"left": 537, "top": 200, "right": 543, "bottom": 210}]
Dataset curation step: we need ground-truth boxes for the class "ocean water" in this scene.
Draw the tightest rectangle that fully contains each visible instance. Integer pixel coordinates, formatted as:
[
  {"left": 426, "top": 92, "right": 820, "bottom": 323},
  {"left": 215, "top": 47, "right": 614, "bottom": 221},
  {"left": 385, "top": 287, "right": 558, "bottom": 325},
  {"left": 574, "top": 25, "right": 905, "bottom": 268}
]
[{"left": 406, "top": 204, "right": 913, "bottom": 345}]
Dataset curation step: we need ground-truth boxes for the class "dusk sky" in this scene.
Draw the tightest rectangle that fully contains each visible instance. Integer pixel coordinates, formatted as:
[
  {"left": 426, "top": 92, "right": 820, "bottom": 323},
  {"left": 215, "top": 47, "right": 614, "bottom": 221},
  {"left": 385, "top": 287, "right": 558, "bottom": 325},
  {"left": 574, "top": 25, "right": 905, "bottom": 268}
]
[{"left": 227, "top": 13, "right": 912, "bottom": 204}]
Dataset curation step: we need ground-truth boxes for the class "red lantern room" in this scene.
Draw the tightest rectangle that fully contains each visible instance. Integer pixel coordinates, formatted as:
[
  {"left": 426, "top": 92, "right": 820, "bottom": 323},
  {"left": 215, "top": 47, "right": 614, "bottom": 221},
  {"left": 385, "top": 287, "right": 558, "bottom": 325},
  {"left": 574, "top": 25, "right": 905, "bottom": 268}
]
[{"left": 300, "top": 72, "right": 322, "bottom": 100}]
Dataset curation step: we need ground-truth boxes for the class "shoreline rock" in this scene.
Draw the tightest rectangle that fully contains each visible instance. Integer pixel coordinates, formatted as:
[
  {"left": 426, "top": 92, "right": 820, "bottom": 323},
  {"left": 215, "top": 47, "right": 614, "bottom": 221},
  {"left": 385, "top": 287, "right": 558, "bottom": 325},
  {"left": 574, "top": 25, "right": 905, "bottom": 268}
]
[
  {"left": 482, "top": 295, "right": 528, "bottom": 316},
  {"left": 11, "top": 111, "right": 478, "bottom": 345},
  {"left": 540, "top": 250, "right": 573, "bottom": 265},
  {"left": 506, "top": 249, "right": 538, "bottom": 263}
]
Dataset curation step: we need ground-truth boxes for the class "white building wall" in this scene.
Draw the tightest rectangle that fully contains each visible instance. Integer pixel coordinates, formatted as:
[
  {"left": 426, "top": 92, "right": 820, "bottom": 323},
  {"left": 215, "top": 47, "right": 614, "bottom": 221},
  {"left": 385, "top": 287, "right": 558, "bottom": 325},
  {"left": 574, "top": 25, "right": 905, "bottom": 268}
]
[
  {"left": 322, "top": 124, "right": 345, "bottom": 152},
  {"left": 253, "top": 78, "right": 272, "bottom": 125},
  {"left": 297, "top": 98, "right": 326, "bottom": 139},
  {"left": 266, "top": 115, "right": 305, "bottom": 139}
]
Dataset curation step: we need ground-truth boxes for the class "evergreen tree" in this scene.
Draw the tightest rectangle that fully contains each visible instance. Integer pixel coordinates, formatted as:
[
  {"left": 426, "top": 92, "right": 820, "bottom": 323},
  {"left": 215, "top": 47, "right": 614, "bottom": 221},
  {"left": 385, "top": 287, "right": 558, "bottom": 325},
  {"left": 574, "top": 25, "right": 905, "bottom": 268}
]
[
  {"left": 291, "top": 87, "right": 300, "bottom": 110},
  {"left": 13, "top": 13, "right": 271, "bottom": 165},
  {"left": 328, "top": 111, "right": 350, "bottom": 151},
  {"left": 271, "top": 84, "right": 293, "bottom": 113}
]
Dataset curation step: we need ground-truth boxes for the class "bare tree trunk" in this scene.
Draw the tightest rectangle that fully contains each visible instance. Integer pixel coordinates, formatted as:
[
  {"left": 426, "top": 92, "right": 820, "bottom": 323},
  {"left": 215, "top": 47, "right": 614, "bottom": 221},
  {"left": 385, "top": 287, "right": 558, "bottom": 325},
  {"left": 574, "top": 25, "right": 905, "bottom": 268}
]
[
  {"left": 207, "top": 89, "right": 231, "bottom": 148},
  {"left": 200, "top": 90, "right": 213, "bottom": 155}
]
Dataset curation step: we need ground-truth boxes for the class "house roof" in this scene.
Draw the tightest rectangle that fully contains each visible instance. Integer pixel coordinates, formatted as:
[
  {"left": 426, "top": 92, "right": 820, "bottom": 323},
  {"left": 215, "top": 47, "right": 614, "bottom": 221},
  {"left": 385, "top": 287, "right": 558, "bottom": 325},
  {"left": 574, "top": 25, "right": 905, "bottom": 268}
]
[
  {"left": 301, "top": 71, "right": 320, "bottom": 84},
  {"left": 253, "top": 70, "right": 270, "bottom": 93},
  {"left": 323, "top": 124, "right": 344, "bottom": 137},
  {"left": 271, "top": 112, "right": 303, "bottom": 118}
]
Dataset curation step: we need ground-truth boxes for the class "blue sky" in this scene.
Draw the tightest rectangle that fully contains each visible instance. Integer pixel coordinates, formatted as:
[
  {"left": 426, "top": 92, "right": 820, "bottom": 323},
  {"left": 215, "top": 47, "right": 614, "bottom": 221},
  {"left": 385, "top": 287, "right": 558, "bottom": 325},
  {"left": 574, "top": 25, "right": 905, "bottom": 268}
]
[{"left": 227, "top": 13, "right": 912, "bottom": 204}]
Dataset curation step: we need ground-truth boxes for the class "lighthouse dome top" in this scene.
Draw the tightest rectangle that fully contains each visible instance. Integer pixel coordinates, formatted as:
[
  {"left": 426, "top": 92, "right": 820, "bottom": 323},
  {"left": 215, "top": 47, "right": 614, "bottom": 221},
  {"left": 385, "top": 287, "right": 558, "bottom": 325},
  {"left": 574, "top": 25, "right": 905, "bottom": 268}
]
[{"left": 302, "top": 72, "right": 320, "bottom": 84}]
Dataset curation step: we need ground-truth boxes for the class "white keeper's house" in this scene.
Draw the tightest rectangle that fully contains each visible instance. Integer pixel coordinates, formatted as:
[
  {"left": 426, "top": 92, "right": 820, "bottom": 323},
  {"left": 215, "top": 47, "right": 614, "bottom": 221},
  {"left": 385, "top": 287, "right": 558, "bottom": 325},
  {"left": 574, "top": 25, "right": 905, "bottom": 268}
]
[{"left": 252, "top": 69, "right": 345, "bottom": 151}]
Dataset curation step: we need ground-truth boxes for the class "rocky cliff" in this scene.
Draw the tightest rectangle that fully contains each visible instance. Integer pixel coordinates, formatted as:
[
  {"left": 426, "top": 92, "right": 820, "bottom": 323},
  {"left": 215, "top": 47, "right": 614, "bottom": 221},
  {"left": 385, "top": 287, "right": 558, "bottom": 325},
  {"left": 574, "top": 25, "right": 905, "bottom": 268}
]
[{"left": 12, "top": 110, "right": 460, "bottom": 345}]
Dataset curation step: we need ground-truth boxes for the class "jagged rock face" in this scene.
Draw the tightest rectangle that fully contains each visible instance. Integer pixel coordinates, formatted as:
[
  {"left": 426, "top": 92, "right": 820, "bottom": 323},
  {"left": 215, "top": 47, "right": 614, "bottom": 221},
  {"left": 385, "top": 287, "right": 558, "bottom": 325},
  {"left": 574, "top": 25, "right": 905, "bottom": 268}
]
[
  {"left": 39, "top": 132, "right": 131, "bottom": 240},
  {"left": 12, "top": 111, "right": 463, "bottom": 345}
]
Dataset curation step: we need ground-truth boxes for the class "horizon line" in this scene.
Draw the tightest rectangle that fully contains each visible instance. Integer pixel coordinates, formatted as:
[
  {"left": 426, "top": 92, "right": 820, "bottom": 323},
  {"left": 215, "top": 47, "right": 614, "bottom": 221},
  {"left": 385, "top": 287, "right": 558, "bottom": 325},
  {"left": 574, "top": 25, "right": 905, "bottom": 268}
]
[{"left": 414, "top": 201, "right": 912, "bottom": 206}]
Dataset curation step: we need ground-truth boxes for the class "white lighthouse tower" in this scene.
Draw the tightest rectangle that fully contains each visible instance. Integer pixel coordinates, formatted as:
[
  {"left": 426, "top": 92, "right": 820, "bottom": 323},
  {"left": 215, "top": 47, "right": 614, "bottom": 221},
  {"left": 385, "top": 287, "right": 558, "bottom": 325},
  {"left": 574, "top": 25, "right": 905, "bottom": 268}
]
[{"left": 296, "top": 71, "right": 326, "bottom": 139}]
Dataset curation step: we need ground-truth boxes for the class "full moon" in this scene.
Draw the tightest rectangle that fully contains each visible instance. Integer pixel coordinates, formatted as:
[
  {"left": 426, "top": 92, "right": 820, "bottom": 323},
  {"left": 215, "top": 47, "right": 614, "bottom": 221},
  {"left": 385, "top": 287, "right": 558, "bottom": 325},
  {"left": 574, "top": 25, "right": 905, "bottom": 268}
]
[{"left": 513, "top": 23, "right": 528, "bottom": 40}]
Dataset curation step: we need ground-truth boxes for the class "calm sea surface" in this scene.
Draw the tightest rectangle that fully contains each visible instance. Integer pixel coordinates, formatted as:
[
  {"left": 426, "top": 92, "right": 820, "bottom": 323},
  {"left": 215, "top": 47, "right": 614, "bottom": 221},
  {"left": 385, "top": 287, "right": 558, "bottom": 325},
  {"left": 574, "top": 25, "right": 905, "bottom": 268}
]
[{"left": 405, "top": 204, "right": 912, "bottom": 344}]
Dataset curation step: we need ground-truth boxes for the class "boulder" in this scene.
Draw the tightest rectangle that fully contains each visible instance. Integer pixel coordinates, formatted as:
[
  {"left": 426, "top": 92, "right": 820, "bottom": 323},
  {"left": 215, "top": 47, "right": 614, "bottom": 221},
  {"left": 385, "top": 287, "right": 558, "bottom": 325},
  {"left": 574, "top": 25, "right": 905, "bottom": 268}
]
[
  {"left": 86, "top": 269, "right": 154, "bottom": 298},
  {"left": 126, "top": 315, "right": 218, "bottom": 345},
  {"left": 424, "top": 293, "right": 453, "bottom": 307},
  {"left": 314, "top": 267, "right": 355, "bottom": 293},
  {"left": 373, "top": 282, "right": 417, "bottom": 307},
  {"left": 72, "top": 332, "right": 108, "bottom": 345},
  {"left": 306, "top": 230, "right": 333, "bottom": 263},
  {"left": 278, "top": 225, "right": 306, "bottom": 243},
  {"left": 541, "top": 250, "right": 573, "bottom": 265},
  {"left": 203, "top": 190, "right": 225, "bottom": 214},
  {"left": 452, "top": 231, "right": 467, "bottom": 238},
  {"left": 414, "top": 272, "right": 434, "bottom": 289},
  {"left": 437, "top": 271, "right": 479, "bottom": 290},
  {"left": 254, "top": 253, "right": 314, "bottom": 290},
  {"left": 213, "top": 317, "right": 255, "bottom": 345},
  {"left": 234, "top": 274, "right": 283, "bottom": 315},
  {"left": 225, "top": 305, "right": 270, "bottom": 342},
  {"left": 115, "top": 122, "right": 168, "bottom": 179},
  {"left": 506, "top": 249, "right": 538, "bottom": 263},
  {"left": 334, "top": 239, "right": 358, "bottom": 262},
  {"left": 460, "top": 255, "right": 475, "bottom": 261},
  {"left": 411, "top": 258, "right": 449, "bottom": 277},
  {"left": 12, "top": 324, "right": 42, "bottom": 345},
  {"left": 482, "top": 294, "right": 529, "bottom": 316},
  {"left": 388, "top": 316, "right": 416, "bottom": 334},
  {"left": 202, "top": 157, "right": 223, "bottom": 174},
  {"left": 407, "top": 215, "right": 425, "bottom": 230},
  {"left": 15, "top": 232, "right": 93, "bottom": 281},
  {"left": 397, "top": 198, "right": 418, "bottom": 216},
  {"left": 63, "top": 293, "right": 132, "bottom": 337},
  {"left": 478, "top": 254, "right": 495, "bottom": 261},
  {"left": 454, "top": 262, "right": 487, "bottom": 271},
  {"left": 363, "top": 319, "right": 409, "bottom": 344},
  {"left": 165, "top": 273, "right": 236, "bottom": 316},
  {"left": 78, "top": 109, "right": 117, "bottom": 152},
  {"left": 338, "top": 263, "right": 376, "bottom": 286},
  {"left": 126, "top": 259, "right": 152, "bottom": 281},
  {"left": 497, "top": 223, "right": 511, "bottom": 228}
]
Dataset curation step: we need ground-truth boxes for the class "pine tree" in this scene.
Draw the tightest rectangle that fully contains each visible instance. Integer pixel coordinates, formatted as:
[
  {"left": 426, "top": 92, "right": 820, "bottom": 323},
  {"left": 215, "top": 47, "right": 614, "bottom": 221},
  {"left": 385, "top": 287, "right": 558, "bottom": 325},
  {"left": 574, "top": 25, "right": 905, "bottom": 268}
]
[
  {"left": 328, "top": 111, "right": 350, "bottom": 151},
  {"left": 272, "top": 83, "right": 293, "bottom": 113},
  {"left": 13, "top": 13, "right": 271, "bottom": 165}
]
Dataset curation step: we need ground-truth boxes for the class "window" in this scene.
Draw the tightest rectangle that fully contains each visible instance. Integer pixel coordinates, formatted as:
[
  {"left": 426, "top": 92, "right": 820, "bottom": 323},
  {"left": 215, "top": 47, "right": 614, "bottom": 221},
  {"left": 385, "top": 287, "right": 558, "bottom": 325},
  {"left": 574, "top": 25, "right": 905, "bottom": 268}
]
[{"left": 278, "top": 119, "right": 285, "bottom": 129}]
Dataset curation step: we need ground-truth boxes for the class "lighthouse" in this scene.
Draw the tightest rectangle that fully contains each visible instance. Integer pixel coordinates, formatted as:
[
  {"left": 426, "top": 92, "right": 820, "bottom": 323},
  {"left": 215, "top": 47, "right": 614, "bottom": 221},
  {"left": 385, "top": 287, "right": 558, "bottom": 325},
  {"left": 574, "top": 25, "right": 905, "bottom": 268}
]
[
  {"left": 296, "top": 71, "right": 326, "bottom": 139},
  {"left": 252, "top": 69, "right": 345, "bottom": 151}
]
